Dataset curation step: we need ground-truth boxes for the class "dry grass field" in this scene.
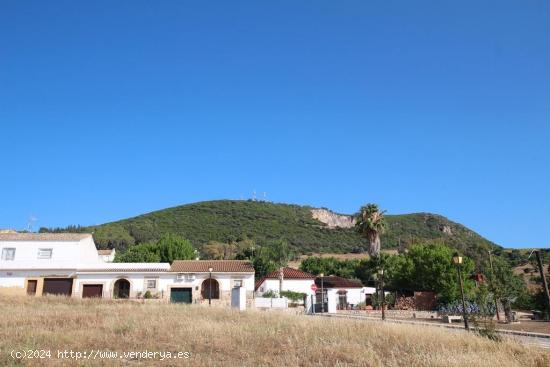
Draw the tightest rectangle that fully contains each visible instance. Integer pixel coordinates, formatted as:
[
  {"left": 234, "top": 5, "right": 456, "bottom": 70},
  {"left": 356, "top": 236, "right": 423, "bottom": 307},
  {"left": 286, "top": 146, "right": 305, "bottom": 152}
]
[{"left": 0, "top": 296, "right": 548, "bottom": 367}]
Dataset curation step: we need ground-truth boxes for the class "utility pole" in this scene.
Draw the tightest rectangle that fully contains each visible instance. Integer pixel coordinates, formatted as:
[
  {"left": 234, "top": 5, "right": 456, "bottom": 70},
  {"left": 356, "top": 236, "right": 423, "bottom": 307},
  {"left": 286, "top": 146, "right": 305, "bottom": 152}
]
[
  {"left": 488, "top": 250, "right": 501, "bottom": 322},
  {"left": 534, "top": 250, "right": 550, "bottom": 319}
]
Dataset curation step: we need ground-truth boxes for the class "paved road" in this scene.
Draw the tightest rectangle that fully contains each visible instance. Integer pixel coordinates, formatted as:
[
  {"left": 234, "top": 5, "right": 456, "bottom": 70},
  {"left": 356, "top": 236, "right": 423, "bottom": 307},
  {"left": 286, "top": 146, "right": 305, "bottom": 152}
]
[{"left": 312, "top": 313, "right": 550, "bottom": 349}]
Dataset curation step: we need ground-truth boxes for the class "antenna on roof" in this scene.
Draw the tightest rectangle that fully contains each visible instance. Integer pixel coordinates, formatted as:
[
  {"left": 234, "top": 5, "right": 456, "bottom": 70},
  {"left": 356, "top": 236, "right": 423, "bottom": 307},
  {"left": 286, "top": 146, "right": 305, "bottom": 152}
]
[
  {"left": 263, "top": 192, "right": 267, "bottom": 201},
  {"left": 27, "top": 214, "right": 38, "bottom": 233},
  {"left": 252, "top": 190, "right": 257, "bottom": 201}
]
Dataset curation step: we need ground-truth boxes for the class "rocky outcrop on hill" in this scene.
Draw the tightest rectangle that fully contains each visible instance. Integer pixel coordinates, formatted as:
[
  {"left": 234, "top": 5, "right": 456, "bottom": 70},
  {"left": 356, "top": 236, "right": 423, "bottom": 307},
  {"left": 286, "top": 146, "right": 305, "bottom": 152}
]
[{"left": 311, "top": 208, "right": 355, "bottom": 229}]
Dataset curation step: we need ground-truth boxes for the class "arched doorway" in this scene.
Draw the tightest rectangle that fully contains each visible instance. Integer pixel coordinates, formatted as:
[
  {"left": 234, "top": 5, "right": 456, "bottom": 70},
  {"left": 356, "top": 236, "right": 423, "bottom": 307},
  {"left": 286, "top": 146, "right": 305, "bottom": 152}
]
[
  {"left": 201, "top": 278, "right": 219, "bottom": 300},
  {"left": 113, "top": 279, "right": 130, "bottom": 299}
]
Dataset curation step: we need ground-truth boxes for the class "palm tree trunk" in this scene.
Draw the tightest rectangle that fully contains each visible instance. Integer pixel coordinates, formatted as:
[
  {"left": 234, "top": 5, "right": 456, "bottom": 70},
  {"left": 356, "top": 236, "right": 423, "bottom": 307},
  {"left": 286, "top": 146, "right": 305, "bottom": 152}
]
[{"left": 370, "top": 235, "right": 381, "bottom": 257}]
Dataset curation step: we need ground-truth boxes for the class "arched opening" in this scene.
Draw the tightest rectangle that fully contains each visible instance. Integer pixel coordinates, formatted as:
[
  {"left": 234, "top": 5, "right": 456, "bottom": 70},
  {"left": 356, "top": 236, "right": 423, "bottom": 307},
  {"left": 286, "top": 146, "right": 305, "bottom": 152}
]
[
  {"left": 201, "top": 278, "right": 219, "bottom": 300},
  {"left": 113, "top": 279, "right": 130, "bottom": 299}
]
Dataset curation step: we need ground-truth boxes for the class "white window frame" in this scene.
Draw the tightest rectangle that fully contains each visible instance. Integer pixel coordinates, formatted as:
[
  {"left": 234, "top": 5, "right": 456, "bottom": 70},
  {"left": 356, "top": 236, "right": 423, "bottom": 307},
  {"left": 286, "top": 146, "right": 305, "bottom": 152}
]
[
  {"left": 234, "top": 279, "right": 243, "bottom": 287},
  {"left": 146, "top": 279, "right": 157, "bottom": 290},
  {"left": 1, "top": 248, "right": 16, "bottom": 261},
  {"left": 37, "top": 248, "right": 53, "bottom": 259}
]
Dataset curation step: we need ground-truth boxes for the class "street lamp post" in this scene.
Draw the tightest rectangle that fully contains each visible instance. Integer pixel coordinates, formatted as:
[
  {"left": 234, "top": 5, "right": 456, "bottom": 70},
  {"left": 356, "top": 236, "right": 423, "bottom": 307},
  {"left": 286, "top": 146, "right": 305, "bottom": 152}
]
[
  {"left": 319, "top": 273, "right": 324, "bottom": 313},
  {"left": 208, "top": 267, "right": 213, "bottom": 306},
  {"left": 488, "top": 250, "right": 501, "bottom": 322},
  {"left": 378, "top": 268, "right": 386, "bottom": 321},
  {"left": 452, "top": 252, "right": 469, "bottom": 331}
]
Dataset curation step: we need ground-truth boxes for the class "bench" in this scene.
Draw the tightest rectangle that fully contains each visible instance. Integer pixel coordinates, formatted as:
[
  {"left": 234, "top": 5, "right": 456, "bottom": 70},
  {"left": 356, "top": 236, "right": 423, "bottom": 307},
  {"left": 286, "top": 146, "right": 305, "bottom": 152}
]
[{"left": 442, "top": 315, "right": 463, "bottom": 324}]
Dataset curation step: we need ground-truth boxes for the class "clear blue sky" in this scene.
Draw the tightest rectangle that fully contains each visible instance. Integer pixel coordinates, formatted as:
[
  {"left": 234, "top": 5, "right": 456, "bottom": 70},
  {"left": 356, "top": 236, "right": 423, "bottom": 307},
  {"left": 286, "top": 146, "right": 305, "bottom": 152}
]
[{"left": 1, "top": 1, "right": 549, "bottom": 248}]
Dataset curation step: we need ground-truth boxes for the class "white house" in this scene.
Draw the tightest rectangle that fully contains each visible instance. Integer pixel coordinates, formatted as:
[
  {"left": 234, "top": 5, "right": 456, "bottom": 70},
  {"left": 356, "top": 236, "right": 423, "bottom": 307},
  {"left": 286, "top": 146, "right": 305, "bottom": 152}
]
[
  {"left": 315, "top": 275, "right": 376, "bottom": 310},
  {"left": 255, "top": 267, "right": 316, "bottom": 298},
  {"left": 0, "top": 233, "right": 255, "bottom": 305}
]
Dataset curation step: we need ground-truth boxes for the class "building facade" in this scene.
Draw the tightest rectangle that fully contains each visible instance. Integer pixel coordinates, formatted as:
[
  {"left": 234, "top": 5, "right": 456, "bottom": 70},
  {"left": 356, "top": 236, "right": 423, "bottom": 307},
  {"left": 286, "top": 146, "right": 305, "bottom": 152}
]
[
  {"left": 255, "top": 267, "right": 316, "bottom": 299},
  {"left": 0, "top": 233, "right": 254, "bottom": 305}
]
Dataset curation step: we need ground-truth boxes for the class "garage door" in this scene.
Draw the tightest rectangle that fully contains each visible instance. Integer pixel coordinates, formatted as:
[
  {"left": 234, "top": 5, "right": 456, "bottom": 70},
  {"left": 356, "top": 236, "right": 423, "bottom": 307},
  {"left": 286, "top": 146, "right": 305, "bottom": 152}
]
[
  {"left": 170, "top": 288, "right": 192, "bottom": 304},
  {"left": 43, "top": 278, "right": 73, "bottom": 296},
  {"left": 82, "top": 284, "right": 103, "bottom": 298}
]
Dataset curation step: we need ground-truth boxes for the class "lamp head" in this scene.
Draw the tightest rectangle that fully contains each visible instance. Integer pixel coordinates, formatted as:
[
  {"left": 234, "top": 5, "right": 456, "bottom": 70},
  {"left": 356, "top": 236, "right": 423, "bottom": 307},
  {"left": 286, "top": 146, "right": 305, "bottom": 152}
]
[
  {"left": 208, "top": 267, "right": 213, "bottom": 272},
  {"left": 452, "top": 252, "right": 463, "bottom": 265}
]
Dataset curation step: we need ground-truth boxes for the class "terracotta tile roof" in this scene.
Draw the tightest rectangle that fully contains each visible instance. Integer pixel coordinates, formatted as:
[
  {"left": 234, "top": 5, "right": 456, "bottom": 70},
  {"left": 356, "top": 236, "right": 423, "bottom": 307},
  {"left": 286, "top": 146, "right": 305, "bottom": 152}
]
[
  {"left": 315, "top": 276, "right": 363, "bottom": 289},
  {"left": 263, "top": 267, "right": 315, "bottom": 279},
  {"left": 255, "top": 267, "right": 315, "bottom": 290},
  {"left": 97, "top": 249, "right": 114, "bottom": 255},
  {"left": 170, "top": 260, "right": 254, "bottom": 273},
  {"left": 0, "top": 233, "right": 92, "bottom": 242}
]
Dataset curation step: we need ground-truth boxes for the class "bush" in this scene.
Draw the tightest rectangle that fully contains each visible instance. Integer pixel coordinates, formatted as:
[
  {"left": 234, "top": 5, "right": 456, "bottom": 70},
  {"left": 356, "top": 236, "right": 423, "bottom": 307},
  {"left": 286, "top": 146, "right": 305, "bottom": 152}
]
[
  {"left": 280, "top": 290, "right": 306, "bottom": 302},
  {"left": 262, "top": 290, "right": 278, "bottom": 298},
  {"left": 438, "top": 300, "right": 496, "bottom": 316},
  {"left": 143, "top": 291, "right": 153, "bottom": 299},
  {"left": 470, "top": 315, "right": 502, "bottom": 342}
]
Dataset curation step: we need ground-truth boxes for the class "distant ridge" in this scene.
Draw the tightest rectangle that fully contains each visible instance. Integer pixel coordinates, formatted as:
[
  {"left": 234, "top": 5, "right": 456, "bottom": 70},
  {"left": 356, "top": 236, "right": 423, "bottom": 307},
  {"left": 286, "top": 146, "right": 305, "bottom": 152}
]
[{"left": 41, "top": 200, "right": 500, "bottom": 264}]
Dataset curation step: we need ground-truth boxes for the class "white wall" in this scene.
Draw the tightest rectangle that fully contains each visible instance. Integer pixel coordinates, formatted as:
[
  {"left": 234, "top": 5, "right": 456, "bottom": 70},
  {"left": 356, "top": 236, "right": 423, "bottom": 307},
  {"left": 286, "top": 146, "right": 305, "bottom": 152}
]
[
  {"left": 257, "top": 278, "right": 315, "bottom": 297},
  {"left": 72, "top": 271, "right": 255, "bottom": 299},
  {"left": 255, "top": 297, "right": 288, "bottom": 309},
  {"left": 0, "top": 237, "right": 100, "bottom": 270},
  {"left": 325, "top": 286, "right": 377, "bottom": 307}
]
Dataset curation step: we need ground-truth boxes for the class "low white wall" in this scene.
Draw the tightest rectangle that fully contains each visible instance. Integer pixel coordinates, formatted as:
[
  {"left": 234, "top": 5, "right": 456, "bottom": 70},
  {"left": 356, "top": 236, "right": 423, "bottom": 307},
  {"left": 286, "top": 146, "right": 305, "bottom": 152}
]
[
  {"left": 255, "top": 297, "right": 288, "bottom": 309},
  {"left": 257, "top": 279, "right": 315, "bottom": 297}
]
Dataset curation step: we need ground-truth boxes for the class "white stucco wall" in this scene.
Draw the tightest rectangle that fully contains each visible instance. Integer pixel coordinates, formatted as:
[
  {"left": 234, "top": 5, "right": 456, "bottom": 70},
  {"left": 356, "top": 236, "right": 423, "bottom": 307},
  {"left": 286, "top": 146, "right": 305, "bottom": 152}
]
[
  {"left": 257, "top": 278, "right": 315, "bottom": 297},
  {"left": 0, "top": 237, "right": 99, "bottom": 270},
  {"left": 1, "top": 235, "right": 256, "bottom": 302},
  {"left": 324, "top": 286, "right": 377, "bottom": 306},
  {"left": 72, "top": 271, "right": 255, "bottom": 299}
]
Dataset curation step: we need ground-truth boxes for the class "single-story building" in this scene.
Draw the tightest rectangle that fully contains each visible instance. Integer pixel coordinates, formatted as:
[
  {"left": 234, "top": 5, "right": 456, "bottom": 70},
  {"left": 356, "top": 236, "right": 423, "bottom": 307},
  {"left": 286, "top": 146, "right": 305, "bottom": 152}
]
[
  {"left": 0, "top": 233, "right": 254, "bottom": 305},
  {"left": 315, "top": 275, "right": 376, "bottom": 309},
  {"left": 255, "top": 267, "right": 316, "bottom": 299}
]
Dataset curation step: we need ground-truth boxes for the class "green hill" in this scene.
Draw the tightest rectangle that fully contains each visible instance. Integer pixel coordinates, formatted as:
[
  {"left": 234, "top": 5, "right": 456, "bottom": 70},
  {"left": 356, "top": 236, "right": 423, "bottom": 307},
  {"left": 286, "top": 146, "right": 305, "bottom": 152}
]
[{"left": 43, "top": 200, "right": 500, "bottom": 264}]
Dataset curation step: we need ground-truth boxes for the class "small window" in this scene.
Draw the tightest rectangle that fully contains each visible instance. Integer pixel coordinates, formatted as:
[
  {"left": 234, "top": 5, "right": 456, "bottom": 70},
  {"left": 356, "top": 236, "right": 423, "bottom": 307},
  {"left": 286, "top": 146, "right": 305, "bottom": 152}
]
[
  {"left": 37, "top": 248, "right": 53, "bottom": 259},
  {"left": 146, "top": 279, "right": 157, "bottom": 289},
  {"left": 1, "top": 248, "right": 16, "bottom": 261},
  {"left": 234, "top": 280, "right": 243, "bottom": 287}
]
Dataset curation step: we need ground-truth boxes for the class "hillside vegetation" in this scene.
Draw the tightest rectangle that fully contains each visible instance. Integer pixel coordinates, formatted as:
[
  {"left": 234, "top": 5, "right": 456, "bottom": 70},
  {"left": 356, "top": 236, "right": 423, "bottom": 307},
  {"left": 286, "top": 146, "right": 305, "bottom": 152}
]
[
  {"left": 1, "top": 296, "right": 548, "bottom": 367},
  {"left": 43, "top": 200, "right": 500, "bottom": 264}
]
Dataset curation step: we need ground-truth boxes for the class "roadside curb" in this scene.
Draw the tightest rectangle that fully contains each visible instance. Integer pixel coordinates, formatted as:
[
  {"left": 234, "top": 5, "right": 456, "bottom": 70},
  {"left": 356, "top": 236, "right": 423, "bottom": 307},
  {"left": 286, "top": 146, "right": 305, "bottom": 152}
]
[{"left": 311, "top": 313, "right": 550, "bottom": 339}]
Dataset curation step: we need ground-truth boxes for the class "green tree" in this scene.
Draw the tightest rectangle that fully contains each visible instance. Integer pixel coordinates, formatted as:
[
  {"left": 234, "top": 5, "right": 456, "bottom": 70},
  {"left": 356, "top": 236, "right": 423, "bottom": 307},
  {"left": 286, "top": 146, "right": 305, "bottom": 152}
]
[
  {"left": 251, "top": 240, "right": 293, "bottom": 279},
  {"left": 156, "top": 233, "right": 196, "bottom": 263},
  {"left": 299, "top": 256, "right": 361, "bottom": 279},
  {"left": 355, "top": 204, "right": 386, "bottom": 257},
  {"left": 405, "top": 243, "right": 475, "bottom": 302},
  {"left": 115, "top": 233, "right": 196, "bottom": 264},
  {"left": 114, "top": 242, "right": 160, "bottom": 262},
  {"left": 355, "top": 253, "right": 412, "bottom": 290},
  {"left": 486, "top": 256, "right": 528, "bottom": 321}
]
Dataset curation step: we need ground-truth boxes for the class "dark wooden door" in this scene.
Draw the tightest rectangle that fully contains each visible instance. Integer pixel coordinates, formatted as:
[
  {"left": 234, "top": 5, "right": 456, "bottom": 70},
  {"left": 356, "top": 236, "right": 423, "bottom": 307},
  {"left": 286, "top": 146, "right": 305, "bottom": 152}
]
[
  {"left": 43, "top": 278, "right": 73, "bottom": 296},
  {"left": 171, "top": 288, "right": 192, "bottom": 304},
  {"left": 27, "top": 280, "right": 37, "bottom": 295},
  {"left": 82, "top": 284, "right": 103, "bottom": 298}
]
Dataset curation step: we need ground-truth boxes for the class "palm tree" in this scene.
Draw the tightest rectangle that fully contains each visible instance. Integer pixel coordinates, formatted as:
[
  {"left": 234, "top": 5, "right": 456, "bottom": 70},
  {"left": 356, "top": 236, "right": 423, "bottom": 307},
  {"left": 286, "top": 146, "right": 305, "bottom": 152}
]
[{"left": 355, "top": 203, "right": 387, "bottom": 257}]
